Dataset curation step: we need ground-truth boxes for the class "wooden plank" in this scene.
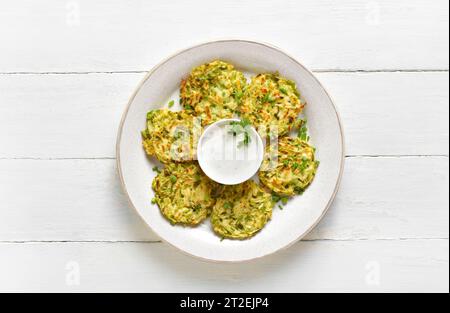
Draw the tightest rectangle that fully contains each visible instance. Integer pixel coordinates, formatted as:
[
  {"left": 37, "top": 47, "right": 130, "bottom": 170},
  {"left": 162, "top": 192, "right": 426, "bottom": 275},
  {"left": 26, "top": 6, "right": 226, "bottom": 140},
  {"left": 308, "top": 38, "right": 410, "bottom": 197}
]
[
  {"left": 0, "top": 157, "right": 447, "bottom": 242},
  {"left": 0, "top": 240, "right": 447, "bottom": 292},
  {"left": 0, "top": 159, "right": 154, "bottom": 242},
  {"left": 0, "top": 0, "right": 448, "bottom": 72},
  {"left": 0, "top": 73, "right": 144, "bottom": 159},
  {"left": 308, "top": 156, "right": 449, "bottom": 240},
  {"left": 318, "top": 72, "right": 449, "bottom": 156},
  {"left": 0, "top": 72, "right": 448, "bottom": 158}
]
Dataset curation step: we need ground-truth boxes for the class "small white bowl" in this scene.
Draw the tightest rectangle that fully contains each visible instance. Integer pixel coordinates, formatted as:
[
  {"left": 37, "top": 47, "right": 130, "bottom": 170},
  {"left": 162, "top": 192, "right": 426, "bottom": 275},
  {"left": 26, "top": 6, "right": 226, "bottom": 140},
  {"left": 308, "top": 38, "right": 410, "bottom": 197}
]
[
  {"left": 117, "top": 39, "right": 345, "bottom": 262},
  {"left": 197, "top": 119, "right": 264, "bottom": 185}
]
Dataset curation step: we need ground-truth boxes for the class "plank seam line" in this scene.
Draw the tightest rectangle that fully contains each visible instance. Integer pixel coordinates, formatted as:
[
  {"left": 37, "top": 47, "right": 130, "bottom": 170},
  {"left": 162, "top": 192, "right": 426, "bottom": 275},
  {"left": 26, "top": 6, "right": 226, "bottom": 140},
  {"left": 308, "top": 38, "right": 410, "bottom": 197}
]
[
  {"left": 314, "top": 69, "right": 449, "bottom": 73},
  {"left": 0, "top": 238, "right": 448, "bottom": 244},
  {"left": 345, "top": 154, "right": 449, "bottom": 158},
  {"left": 0, "top": 155, "right": 448, "bottom": 161},
  {"left": 0, "top": 69, "right": 448, "bottom": 75},
  {"left": 0, "top": 157, "right": 116, "bottom": 160},
  {"left": 0, "top": 71, "right": 148, "bottom": 75}
]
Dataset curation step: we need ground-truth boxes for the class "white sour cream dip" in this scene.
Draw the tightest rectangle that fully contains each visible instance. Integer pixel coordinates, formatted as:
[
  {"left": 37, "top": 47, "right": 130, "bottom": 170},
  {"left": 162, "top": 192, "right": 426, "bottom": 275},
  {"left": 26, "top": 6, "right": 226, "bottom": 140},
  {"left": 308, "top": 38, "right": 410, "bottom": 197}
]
[{"left": 197, "top": 119, "right": 264, "bottom": 185}]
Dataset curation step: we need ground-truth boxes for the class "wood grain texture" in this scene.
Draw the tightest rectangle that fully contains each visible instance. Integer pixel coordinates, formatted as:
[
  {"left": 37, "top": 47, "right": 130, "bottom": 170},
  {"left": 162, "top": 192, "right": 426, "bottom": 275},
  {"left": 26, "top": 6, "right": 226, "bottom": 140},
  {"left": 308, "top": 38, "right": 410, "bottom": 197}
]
[
  {"left": 0, "top": 72, "right": 448, "bottom": 158},
  {"left": 0, "top": 157, "right": 447, "bottom": 242},
  {"left": 0, "top": 73, "right": 143, "bottom": 159},
  {"left": 0, "top": 240, "right": 447, "bottom": 292},
  {"left": 319, "top": 72, "right": 449, "bottom": 156},
  {"left": 0, "top": 0, "right": 448, "bottom": 72}
]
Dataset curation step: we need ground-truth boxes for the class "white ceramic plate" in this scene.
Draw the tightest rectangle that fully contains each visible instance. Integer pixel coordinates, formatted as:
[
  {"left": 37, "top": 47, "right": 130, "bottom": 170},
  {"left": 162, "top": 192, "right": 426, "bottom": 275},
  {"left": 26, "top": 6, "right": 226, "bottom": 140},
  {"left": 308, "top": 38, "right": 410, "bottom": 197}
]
[{"left": 117, "top": 40, "right": 344, "bottom": 262}]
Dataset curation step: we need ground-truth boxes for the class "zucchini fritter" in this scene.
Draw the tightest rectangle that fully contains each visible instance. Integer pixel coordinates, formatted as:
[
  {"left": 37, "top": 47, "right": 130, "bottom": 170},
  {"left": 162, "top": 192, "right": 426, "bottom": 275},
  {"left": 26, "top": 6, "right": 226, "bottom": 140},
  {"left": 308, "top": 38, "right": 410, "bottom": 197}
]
[
  {"left": 259, "top": 137, "right": 319, "bottom": 196},
  {"left": 240, "top": 73, "right": 304, "bottom": 137},
  {"left": 180, "top": 60, "right": 247, "bottom": 126},
  {"left": 211, "top": 181, "right": 274, "bottom": 239},
  {"left": 152, "top": 163, "right": 217, "bottom": 225},
  {"left": 142, "top": 109, "right": 199, "bottom": 164}
]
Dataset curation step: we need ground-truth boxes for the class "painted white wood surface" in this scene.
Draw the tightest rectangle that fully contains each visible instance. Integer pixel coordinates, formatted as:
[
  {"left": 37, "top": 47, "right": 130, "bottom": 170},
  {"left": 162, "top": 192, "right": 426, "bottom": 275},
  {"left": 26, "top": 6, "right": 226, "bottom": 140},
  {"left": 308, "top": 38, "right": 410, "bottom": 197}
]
[
  {"left": 0, "top": 72, "right": 448, "bottom": 158},
  {"left": 0, "top": 0, "right": 448, "bottom": 292},
  {"left": 0, "top": 240, "right": 448, "bottom": 293},
  {"left": 0, "top": 157, "right": 448, "bottom": 242},
  {"left": 0, "top": 0, "right": 448, "bottom": 72}
]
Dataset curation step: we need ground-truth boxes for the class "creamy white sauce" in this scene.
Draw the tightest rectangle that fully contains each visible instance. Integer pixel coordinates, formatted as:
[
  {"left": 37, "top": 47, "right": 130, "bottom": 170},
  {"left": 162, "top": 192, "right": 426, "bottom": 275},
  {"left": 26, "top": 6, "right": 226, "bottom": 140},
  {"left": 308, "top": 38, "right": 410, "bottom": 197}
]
[{"left": 198, "top": 119, "right": 264, "bottom": 185}]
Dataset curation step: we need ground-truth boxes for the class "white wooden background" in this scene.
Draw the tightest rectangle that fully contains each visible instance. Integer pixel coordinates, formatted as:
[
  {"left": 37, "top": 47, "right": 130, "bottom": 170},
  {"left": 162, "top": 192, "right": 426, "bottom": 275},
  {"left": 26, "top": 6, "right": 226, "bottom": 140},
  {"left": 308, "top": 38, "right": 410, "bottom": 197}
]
[{"left": 0, "top": 0, "right": 448, "bottom": 293}]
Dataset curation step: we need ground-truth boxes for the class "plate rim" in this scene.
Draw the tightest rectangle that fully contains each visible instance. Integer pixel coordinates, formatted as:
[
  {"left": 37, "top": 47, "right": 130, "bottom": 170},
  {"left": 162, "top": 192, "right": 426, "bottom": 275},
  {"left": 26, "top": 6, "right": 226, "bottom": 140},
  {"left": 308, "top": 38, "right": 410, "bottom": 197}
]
[{"left": 116, "top": 39, "right": 346, "bottom": 263}]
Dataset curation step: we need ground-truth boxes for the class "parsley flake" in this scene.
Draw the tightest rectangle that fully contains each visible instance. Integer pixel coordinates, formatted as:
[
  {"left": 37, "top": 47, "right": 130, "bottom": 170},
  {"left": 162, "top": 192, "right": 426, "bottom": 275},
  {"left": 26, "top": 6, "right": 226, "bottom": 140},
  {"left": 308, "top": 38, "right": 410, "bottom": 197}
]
[{"left": 229, "top": 119, "right": 253, "bottom": 148}]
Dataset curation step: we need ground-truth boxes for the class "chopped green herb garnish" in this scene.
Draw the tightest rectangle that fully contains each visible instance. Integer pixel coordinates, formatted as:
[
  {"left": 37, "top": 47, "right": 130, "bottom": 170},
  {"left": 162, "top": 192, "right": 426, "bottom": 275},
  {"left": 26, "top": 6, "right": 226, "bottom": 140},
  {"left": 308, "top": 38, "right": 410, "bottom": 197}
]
[
  {"left": 262, "top": 92, "right": 274, "bottom": 104},
  {"left": 152, "top": 166, "right": 161, "bottom": 173},
  {"left": 294, "top": 187, "right": 304, "bottom": 195},
  {"left": 170, "top": 175, "right": 177, "bottom": 183},
  {"left": 272, "top": 194, "right": 289, "bottom": 205},
  {"left": 191, "top": 204, "right": 202, "bottom": 212},
  {"left": 272, "top": 194, "right": 281, "bottom": 203},
  {"left": 168, "top": 100, "right": 175, "bottom": 108},
  {"left": 297, "top": 119, "right": 309, "bottom": 141},
  {"left": 229, "top": 119, "right": 252, "bottom": 148},
  {"left": 233, "top": 90, "right": 244, "bottom": 102},
  {"left": 151, "top": 198, "right": 157, "bottom": 205},
  {"left": 223, "top": 202, "right": 232, "bottom": 209},
  {"left": 174, "top": 130, "right": 184, "bottom": 139},
  {"left": 237, "top": 132, "right": 251, "bottom": 148}
]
